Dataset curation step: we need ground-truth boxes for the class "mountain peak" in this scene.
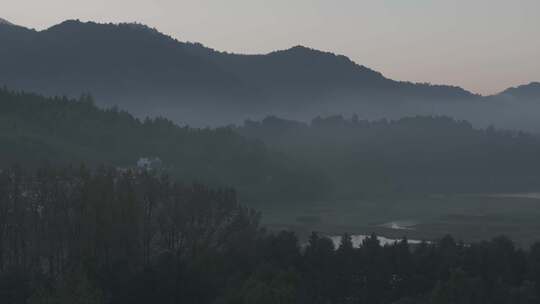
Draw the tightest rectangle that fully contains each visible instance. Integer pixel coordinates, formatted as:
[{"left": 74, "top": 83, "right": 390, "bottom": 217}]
[
  {"left": 44, "top": 19, "right": 166, "bottom": 40},
  {"left": 288, "top": 45, "right": 316, "bottom": 52},
  {"left": 46, "top": 19, "right": 85, "bottom": 30},
  {"left": 271, "top": 45, "right": 328, "bottom": 56}
]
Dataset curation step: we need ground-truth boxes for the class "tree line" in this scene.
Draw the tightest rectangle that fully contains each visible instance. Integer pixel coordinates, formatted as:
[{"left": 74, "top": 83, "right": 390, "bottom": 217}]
[
  {"left": 0, "top": 87, "right": 329, "bottom": 202},
  {"left": 6, "top": 87, "right": 540, "bottom": 203},
  {"left": 1, "top": 165, "right": 540, "bottom": 303},
  {"left": 238, "top": 115, "right": 540, "bottom": 197}
]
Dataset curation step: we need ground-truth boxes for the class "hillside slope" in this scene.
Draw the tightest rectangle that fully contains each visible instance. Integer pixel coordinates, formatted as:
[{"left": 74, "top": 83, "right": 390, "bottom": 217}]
[{"left": 0, "top": 88, "right": 329, "bottom": 201}]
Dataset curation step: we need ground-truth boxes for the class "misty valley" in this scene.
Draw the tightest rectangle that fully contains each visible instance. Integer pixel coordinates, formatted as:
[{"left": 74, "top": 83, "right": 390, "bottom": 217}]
[{"left": 2, "top": 17, "right": 540, "bottom": 304}]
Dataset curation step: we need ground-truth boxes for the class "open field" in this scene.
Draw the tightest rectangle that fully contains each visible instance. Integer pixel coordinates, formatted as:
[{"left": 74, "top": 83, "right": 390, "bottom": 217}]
[{"left": 254, "top": 193, "right": 540, "bottom": 247}]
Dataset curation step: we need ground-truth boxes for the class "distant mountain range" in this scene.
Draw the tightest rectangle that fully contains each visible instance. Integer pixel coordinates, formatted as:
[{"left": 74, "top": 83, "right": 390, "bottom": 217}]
[{"left": 0, "top": 19, "right": 539, "bottom": 129}]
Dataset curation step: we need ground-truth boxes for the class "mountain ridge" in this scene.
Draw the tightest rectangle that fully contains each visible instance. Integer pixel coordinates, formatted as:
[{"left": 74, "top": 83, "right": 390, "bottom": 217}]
[
  {"left": 1, "top": 19, "right": 532, "bottom": 96},
  {"left": 497, "top": 82, "right": 540, "bottom": 100},
  {"left": 0, "top": 19, "right": 538, "bottom": 129}
]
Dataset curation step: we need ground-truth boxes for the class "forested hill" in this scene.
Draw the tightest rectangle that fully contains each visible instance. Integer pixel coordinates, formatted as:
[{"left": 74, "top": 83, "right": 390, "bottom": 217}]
[
  {"left": 0, "top": 88, "right": 329, "bottom": 201},
  {"left": 495, "top": 82, "right": 540, "bottom": 100},
  {"left": 4, "top": 87, "right": 540, "bottom": 200},
  {"left": 237, "top": 115, "right": 540, "bottom": 196},
  {"left": 2, "top": 167, "right": 540, "bottom": 304},
  {"left": 0, "top": 19, "right": 479, "bottom": 126}
]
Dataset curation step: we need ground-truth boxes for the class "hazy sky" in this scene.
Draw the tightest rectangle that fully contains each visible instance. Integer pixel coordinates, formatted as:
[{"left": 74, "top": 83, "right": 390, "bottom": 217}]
[{"left": 3, "top": 0, "right": 539, "bottom": 95}]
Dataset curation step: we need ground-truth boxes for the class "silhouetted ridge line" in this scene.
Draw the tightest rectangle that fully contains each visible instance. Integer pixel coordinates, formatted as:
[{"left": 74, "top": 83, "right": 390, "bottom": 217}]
[
  {"left": 4, "top": 19, "right": 540, "bottom": 130},
  {"left": 497, "top": 82, "right": 540, "bottom": 100}
]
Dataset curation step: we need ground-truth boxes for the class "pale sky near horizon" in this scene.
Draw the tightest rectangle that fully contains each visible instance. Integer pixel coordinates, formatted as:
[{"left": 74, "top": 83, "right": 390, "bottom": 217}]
[{"left": 3, "top": 0, "right": 539, "bottom": 95}]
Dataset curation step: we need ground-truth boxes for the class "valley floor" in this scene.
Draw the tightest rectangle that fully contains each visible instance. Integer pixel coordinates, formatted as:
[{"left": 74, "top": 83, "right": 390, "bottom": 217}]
[{"left": 255, "top": 193, "right": 540, "bottom": 247}]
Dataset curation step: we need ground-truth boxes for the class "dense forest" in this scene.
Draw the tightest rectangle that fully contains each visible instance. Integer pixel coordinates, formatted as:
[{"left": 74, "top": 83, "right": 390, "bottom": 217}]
[
  {"left": 238, "top": 115, "right": 540, "bottom": 197},
  {"left": 1, "top": 165, "right": 540, "bottom": 304},
  {"left": 0, "top": 88, "right": 329, "bottom": 201},
  {"left": 4, "top": 87, "right": 540, "bottom": 202}
]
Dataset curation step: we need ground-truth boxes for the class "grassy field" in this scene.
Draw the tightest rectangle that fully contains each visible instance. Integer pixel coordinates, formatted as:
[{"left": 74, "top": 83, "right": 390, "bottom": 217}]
[{"left": 253, "top": 193, "right": 540, "bottom": 247}]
